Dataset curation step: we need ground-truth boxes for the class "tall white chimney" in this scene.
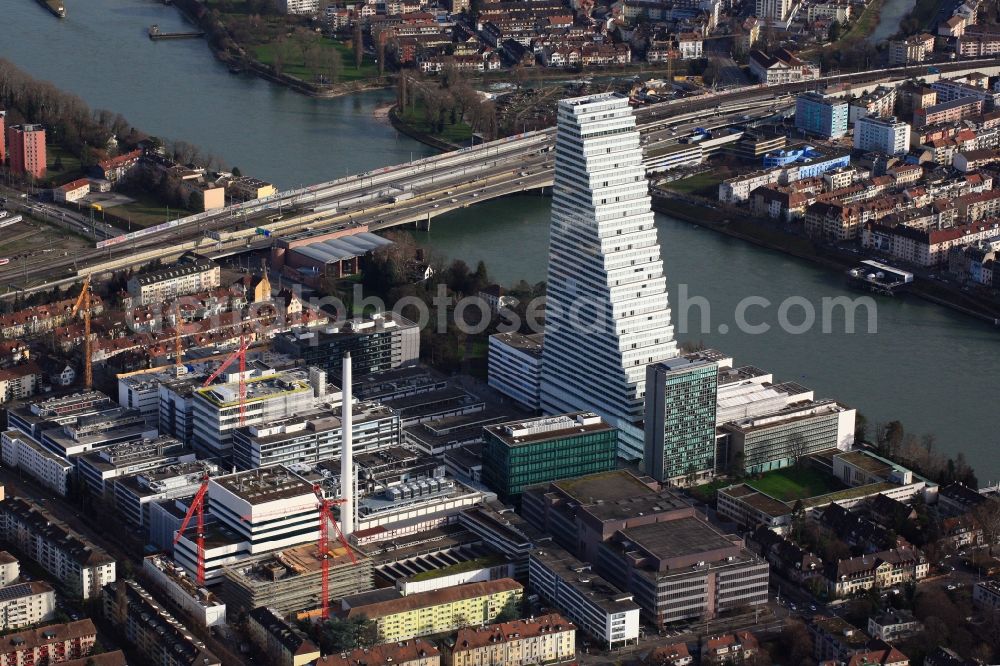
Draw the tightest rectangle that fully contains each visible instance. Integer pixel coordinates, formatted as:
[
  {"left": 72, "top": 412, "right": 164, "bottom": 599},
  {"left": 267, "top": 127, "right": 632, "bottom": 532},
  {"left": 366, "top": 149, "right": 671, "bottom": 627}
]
[{"left": 340, "top": 353, "right": 354, "bottom": 537}]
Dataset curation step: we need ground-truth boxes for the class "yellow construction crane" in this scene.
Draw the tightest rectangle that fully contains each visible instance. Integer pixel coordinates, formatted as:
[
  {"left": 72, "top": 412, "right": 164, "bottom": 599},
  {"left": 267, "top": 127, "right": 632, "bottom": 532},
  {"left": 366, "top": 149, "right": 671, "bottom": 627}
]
[{"left": 70, "top": 275, "right": 93, "bottom": 390}]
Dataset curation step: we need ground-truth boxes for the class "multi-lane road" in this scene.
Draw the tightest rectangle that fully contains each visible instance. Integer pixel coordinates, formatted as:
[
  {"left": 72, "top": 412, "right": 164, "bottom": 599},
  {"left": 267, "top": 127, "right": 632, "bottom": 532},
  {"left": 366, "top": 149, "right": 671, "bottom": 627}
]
[{"left": 2, "top": 57, "right": 999, "bottom": 296}]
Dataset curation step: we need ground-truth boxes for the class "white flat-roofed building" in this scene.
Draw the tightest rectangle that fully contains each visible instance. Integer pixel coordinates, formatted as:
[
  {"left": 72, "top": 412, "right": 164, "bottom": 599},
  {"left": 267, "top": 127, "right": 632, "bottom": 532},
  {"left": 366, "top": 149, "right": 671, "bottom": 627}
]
[
  {"left": 0, "top": 498, "right": 116, "bottom": 599},
  {"left": 192, "top": 368, "right": 318, "bottom": 460},
  {"left": 174, "top": 466, "right": 320, "bottom": 583},
  {"left": 77, "top": 435, "right": 194, "bottom": 497},
  {"left": 528, "top": 545, "right": 641, "bottom": 650},
  {"left": 39, "top": 407, "right": 156, "bottom": 459},
  {"left": 854, "top": 116, "right": 911, "bottom": 156},
  {"left": 6, "top": 390, "right": 114, "bottom": 441},
  {"left": 113, "top": 460, "right": 219, "bottom": 530},
  {"left": 0, "top": 581, "right": 56, "bottom": 630},
  {"left": 540, "top": 93, "right": 679, "bottom": 460},
  {"left": 231, "top": 401, "right": 399, "bottom": 471},
  {"left": 716, "top": 375, "right": 814, "bottom": 425},
  {"left": 0, "top": 430, "right": 73, "bottom": 497},
  {"left": 143, "top": 554, "right": 226, "bottom": 628},
  {"left": 488, "top": 332, "right": 543, "bottom": 410}
]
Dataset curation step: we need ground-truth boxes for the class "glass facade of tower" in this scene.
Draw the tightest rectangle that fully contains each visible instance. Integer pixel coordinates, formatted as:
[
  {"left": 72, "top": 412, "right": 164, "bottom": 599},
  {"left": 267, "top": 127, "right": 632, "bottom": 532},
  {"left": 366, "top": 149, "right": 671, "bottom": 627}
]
[
  {"left": 481, "top": 413, "right": 618, "bottom": 504},
  {"left": 540, "top": 93, "right": 678, "bottom": 461},
  {"left": 644, "top": 358, "right": 718, "bottom": 484}
]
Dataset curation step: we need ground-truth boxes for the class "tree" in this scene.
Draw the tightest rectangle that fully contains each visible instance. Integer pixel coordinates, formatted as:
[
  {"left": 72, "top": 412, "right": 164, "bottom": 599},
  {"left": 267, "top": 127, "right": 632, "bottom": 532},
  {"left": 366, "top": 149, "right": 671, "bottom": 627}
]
[
  {"left": 353, "top": 21, "right": 364, "bottom": 69},
  {"left": 828, "top": 20, "right": 842, "bottom": 42}
]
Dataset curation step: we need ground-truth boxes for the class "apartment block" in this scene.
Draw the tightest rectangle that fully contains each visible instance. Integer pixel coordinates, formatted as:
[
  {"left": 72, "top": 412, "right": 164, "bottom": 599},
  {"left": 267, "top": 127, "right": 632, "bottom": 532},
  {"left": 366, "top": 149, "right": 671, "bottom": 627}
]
[
  {"left": 0, "top": 619, "right": 96, "bottom": 666},
  {"left": 914, "top": 98, "right": 983, "bottom": 126},
  {"left": 103, "top": 580, "right": 221, "bottom": 666},
  {"left": 0, "top": 430, "right": 73, "bottom": 497},
  {"left": 0, "top": 581, "right": 56, "bottom": 630},
  {"left": 248, "top": 606, "right": 321, "bottom": 666},
  {"left": 443, "top": 614, "right": 576, "bottom": 666},
  {"left": 828, "top": 547, "right": 929, "bottom": 597},
  {"left": 316, "top": 640, "right": 441, "bottom": 666},
  {"left": 795, "top": 93, "right": 849, "bottom": 139},
  {"left": 854, "top": 116, "right": 911, "bottom": 156},
  {"left": 126, "top": 255, "right": 220, "bottom": 307},
  {"left": 6, "top": 124, "right": 46, "bottom": 180},
  {"left": 0, "top": 364, "right": 42, "bottom": 405},
  {"left": 0, "top": 498, "right": 116, "bottom": 599},
  {"left": 341, "top": 579, "right": 524, "bottom": 642}
]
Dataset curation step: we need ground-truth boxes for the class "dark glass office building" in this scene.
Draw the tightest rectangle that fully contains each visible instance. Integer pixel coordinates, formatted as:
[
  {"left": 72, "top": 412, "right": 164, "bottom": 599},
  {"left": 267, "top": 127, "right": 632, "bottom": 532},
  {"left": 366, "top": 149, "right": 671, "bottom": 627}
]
[{"left": 482, "top": 412, "right": 617, "bottom": 504}]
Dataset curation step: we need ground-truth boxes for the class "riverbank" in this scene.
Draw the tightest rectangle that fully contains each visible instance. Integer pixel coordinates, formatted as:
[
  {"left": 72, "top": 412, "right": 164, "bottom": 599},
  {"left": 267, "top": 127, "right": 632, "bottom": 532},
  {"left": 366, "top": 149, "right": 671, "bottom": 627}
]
[
  {"left": 388, "top": 104, "right": 464, "bottom": 152},
  {"left": 650, "top": 190, "right": 1000, "bottom": 326}
]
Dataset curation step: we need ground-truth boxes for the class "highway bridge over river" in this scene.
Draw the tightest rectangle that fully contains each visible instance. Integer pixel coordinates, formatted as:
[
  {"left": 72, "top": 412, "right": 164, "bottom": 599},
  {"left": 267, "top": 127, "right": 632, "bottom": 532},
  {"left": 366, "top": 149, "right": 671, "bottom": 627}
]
[{"left": 2, "top": 59, "right": 999, "bottom": 297}]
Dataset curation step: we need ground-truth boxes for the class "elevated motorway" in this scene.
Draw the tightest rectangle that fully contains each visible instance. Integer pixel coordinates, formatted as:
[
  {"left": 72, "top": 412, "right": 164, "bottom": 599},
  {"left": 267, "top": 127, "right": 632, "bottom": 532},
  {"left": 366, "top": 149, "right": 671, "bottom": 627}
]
[{"left": 3, "top": 57, "right": 999, "bottom": 296}]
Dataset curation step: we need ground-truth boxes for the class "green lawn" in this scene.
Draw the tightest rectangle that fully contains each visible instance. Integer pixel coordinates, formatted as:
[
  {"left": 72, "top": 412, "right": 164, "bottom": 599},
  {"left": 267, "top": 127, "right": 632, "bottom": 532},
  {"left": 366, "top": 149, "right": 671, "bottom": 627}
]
[
  {"left": 663, "top": 171, "right": 725, "bottom": 197},
  {"left": 105, "top": 193, "right": 178, "bottom": 229},
  {"left": 689, "top": 478, "right": 732, "bottom": 504},
  {"left": 746, "top": 466, "right": 844, "bottom": 502},
  {"left": 253, "top": 38, "right": 378, "bottom": 84},
  {"left": 43, "top": 145, "right": 85, "bottom": 186},
  {"left": 399, "top": 103, "right": 473, "bottom": 145}
]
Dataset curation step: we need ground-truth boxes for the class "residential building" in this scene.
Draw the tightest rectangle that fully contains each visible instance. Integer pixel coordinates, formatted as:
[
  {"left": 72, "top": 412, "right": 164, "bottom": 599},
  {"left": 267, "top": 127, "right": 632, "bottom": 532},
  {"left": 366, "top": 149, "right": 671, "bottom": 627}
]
[
  {"left": 972, "top": 579, "right": 1000, "bottom": 611},
  {"left": 227, "top": 177, "right": 277, "bottom": 201},
  {"left": 53, "top": 178, "right": 90, "bottom": 204},
  {"left": 0, "top": 619, "right": 97, "bottom": 666},
  {"left": 719, "top": 169, "right": 782, "bottom": 204},
  {"left": 597, "top": 517, "right": 769, "bottom": 626},
  {"left": 931, "top": 79, "right": 1000, "bottom": 109},
  {"left": 0, "top": 498, "right": 116, "bottom": 599},
  {"left": 103, "top": 580, "right": 221, "bottom": 666},
  {"left": 443, "top": 614, "right": 576, "bottom": 666},
  {"left": 340, "top": 579, "right": 524, "bottom": 642},
  {"left": 848, "top": 87, "right": 897, "bottom": 124},
  {"left": 748, "top": 50, "right": 819, "bottom": 85},
  {"left": 863, "top": 220, "right": 1000, "bottom": 266},
  {"left": 957, "top": 24, "right": 1000, "bottom": 56},
  {"left": 810, "top": 616, "right": 873, "bottom": 663},
  {"left": 643, "top": 357, "right": 719, "bottom": 485},
  {"left": 0, "top": 363, "right": 42, "bottom": 405},
  {"left": 795, "top": 93, "right": 849, "bottom": 139},
  {"left": 722, "top": 399, "right": 856, "bottom": 474},
  {"left": 316, "top": 640, "right": 441, "bottom": 666},
  {"left": 827, "top": 547, "right": 929, "bottom": 597},
  {"left": 867, "top": 609, "right": 922, "bottom": 641},
  {"left": 888, "top": 35, "right": 931, "bottom": 65},
  {"left": 0, "top": 581, "right": 56, "bottom": 630},
  {"left": 278, "top": 0, "right": 319, "bottom": 13},
  {"left": 248, "top": 607, "right": 321, "bottom": 666},
  {"left": 126, "top": 255, "right": 221, "bottom": 306},
  {"left": 273, "top": 313, "right": 420, "bottom": 381},
  {"left": 539, "top": 93, "right": 678, "bottom": 460},
  {"left": 701, "top": 632, "right": 761, "bottom": 665},
  {"left": 528, "top": 544, "right": 641, "bottom": 649},
  {"left": 488, "top": 332, "right": 543, "bottom": 410},
  {"left": 481, "top": 412, "right": 617, "bottom": 504},
  {"left": 914, "top": 98, "right": 983, "bottom": 126},
  {"left": 0, "top": 430, "right": 73, "bottom": 497},
  {"left": 6, "top": 124, "right": 46, "bottom": 180},
  {"left": 854, "top": 116, "right": 911, "bottom": 155},
  {"left": 847, "top": 647, "right": 910, "bottom": 666},
  {"left": 755, "top": 0, "right": 794, "bottom": 24},
  {"left": 0, "top": 553, "right": 18, "bottom": 587}
]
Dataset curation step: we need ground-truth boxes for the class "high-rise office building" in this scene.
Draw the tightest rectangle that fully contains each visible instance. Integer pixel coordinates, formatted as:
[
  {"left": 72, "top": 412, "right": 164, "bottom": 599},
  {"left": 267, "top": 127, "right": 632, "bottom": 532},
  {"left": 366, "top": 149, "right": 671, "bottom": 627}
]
[
  {"left": 643, "top": 358, "right": 719, "bottom": 485},
  {"left": 540, "top": 93, "right": 678, "bottom": 460},
  {"left": 7, "top": 124, "right": 46, "bottom": 180}
]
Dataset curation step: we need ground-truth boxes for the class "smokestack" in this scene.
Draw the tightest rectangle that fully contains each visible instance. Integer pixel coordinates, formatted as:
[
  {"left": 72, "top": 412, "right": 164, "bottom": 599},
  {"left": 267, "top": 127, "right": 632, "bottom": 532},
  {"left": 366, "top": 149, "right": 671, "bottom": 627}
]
[{"left": 340, "top": 353, "right": 354, "bottom": 537}]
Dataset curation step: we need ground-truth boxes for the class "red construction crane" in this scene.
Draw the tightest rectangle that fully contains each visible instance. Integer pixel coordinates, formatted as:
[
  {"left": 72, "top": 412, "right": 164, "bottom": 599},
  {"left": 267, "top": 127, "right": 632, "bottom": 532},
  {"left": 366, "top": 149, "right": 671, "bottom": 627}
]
[
  {"left": 173, "top": 474, "right": 211, "bottom": 586},
  {"left": 202, "top": 334, "right": 250, "bottom": 426},
  {"left": 313, "top": 484, "right": 357, "bottom": 621}
]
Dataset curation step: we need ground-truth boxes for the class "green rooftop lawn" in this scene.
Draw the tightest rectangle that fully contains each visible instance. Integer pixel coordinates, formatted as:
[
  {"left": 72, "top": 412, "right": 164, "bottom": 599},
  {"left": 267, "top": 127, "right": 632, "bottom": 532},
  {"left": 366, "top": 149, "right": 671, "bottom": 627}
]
[
  {"left": 745, "top": 466, "right": 845, "bottom": 502},
  {"left": 408, "top": 555, "right": 508, "bottom": 582}
]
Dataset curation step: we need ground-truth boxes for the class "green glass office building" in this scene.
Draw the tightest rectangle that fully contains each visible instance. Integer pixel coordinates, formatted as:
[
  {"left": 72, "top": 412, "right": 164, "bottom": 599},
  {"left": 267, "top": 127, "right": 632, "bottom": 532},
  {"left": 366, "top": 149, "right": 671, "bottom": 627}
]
[
  {"left": 482, "top": 412, "right": 618, "bottom": 504},
  {"left": 644, "top": 358, "right": 719, "bottom": 485}
]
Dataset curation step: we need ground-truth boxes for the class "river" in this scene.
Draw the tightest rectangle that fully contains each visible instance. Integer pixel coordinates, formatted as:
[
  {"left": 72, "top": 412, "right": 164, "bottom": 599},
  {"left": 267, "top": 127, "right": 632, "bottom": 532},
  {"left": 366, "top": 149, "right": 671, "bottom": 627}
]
[
  {"left": 867, "top": 0, "right": 917, "bottom": 43},
  {"left": 4, "top": 1, "right": 1000, "bottom": 483},
  {"left": 0, "top": 0, "right": 436, "bottom": 187}
]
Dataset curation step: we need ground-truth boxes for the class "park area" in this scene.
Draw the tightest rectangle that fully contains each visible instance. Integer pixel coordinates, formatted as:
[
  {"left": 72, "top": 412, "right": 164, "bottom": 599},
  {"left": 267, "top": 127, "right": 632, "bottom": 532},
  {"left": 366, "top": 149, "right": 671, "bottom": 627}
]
[{"left": 745, "top": 466, "right": 846, "bottom": 502}]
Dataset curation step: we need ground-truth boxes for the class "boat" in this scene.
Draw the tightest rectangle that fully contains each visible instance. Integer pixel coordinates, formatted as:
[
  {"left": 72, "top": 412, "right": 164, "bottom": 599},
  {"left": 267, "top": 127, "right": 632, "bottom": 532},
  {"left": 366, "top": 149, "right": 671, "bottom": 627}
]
[{"left": 35, "top": 0, "right": 65, "bottom": 18}]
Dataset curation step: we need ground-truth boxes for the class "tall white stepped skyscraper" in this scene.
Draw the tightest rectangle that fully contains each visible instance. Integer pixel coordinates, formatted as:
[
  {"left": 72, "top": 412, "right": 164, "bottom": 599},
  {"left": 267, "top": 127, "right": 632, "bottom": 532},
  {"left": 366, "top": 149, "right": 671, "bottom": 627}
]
[{"left": 540, "top": 93, "right": 679, "bottom": 460}]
